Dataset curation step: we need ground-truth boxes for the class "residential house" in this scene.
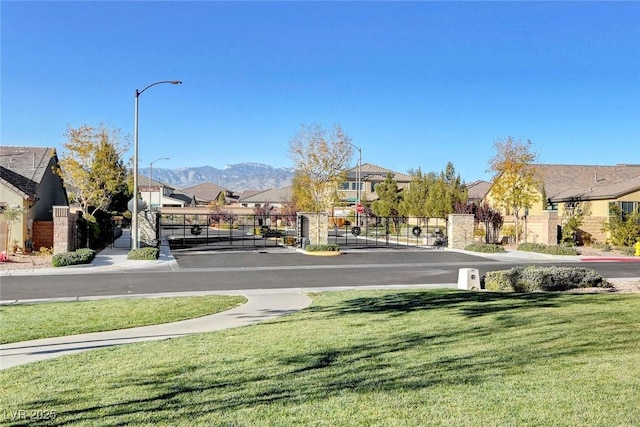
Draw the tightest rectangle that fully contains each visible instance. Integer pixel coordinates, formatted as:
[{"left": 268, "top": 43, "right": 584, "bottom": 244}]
[
  {"left": 238, "top": 187, "right": 293, "bottom": 209},
  {"left": 179, "top": 182, "right": 236, "bottom": 207},
  {"left": 0, "top": 146, "right": 69, "bottom": 251},
  {"left": 466, "top": 180, "right": 492, "bottom": 205},
  {"left": 341, "top": 163, "right": 412, "bottom": 204},
  {"left": 138, "top": 175, "right": 187, "bottom": 210},
  {"left": 485, "top": 164, "right": 640, "bottom": 245}
]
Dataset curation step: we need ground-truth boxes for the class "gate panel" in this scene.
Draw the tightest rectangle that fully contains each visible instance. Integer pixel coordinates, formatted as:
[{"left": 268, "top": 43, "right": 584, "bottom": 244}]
[
  {"left": 328, "top": 215, "right": 447, "bottom": 248},
  {"left": 159, "top": 213, "right": 297, "bottom": 249}
]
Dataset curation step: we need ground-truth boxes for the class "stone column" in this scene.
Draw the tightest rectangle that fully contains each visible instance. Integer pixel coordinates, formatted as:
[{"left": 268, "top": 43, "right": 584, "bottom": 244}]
[
  {"left": 447, "top": 214, "right": 475, "bottom": 250},
  {"left": 53, "top": 206, "right": 74, "bottom": 254},
  {"left": 539, "top": 210, "right": 559, "bottom": 246},
  {"left": 299, "top": 212, "right": 329, "bottom": 245}
]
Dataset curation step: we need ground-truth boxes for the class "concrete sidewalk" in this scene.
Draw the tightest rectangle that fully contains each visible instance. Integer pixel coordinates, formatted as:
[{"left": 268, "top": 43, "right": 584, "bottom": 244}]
[
  {"left": 0, "top": 289, "right": 313, "bottom": 370},
  {"left": 0, "top": 229, "right": 179, "bottom": 277}
]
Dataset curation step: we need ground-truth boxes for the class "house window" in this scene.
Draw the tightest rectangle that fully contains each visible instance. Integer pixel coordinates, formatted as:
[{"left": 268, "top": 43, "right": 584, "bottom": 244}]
[
  {"left": 620, "top": 201, "right": 637, "bottom": 215},
  {"left": 340, "top": 182, "right": 349, "bottom": 190},
  {"left": 351, "top": 182, "right": 362, "bottom": 191}
]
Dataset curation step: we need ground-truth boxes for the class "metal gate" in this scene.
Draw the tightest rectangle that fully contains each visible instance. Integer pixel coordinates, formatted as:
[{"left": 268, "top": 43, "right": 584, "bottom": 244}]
[
  {"left": 159, "top": 212, "right": 447, "bottom": 250},
  {"left": 328, "top": 215, "right": 447, "bottom": 248},
  {"left": 158, "top": 213, "right": 298, "bottom": 249}
]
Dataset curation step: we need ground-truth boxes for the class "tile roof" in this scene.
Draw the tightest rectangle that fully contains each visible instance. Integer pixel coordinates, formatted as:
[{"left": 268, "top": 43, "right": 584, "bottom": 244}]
[
  {"left": 138, "top": 175, "right": 176, "bottom": 190},
  {"left": 0, "top": 146, "right": 55, "bottom": 198},
  {"left": 239, "top": 186, "right": 293, "bottom": 203},
  {"left": 347, "top": 163, "right": 412, "bottom": 182},
  {"left": 179, "top": 182, "right": 228, "bottom": 201},
  {"left": 466, "top": 180, "right": 491, "bottom": 201},
  {"left": 534, "top": 164, "right": 640, "bottom": 201}
]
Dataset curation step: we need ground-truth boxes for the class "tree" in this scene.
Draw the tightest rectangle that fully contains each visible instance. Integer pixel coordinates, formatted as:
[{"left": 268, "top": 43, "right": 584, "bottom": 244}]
[
  {"left": 425, "top": 162, "right": 467, "bottom": 220},
  {"left": 488, "top": 137, "right": 540, "bottom": 246},
  {"left": 58, "top": 124, "right": 130, "bottom": 216},
  {"left": 372, "top": 173, "right": 402, "bottom": 217},
  {"left": 475, "top": 203, "right": 504, "bottom": 243},
  {"left": 602, "top": 205, "right": 640, "bottom": 247},
  {"left": 288, "top": 123, "right": 353, "bottom": 212},
  {"left": 399, "top": 168, "right": 436, "bottom": 219}
]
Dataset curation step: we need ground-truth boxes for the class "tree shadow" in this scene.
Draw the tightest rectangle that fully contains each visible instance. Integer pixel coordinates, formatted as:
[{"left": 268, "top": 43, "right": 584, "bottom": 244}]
[{"left": 5, "top": 291, "right": 637, "bottom": 426}]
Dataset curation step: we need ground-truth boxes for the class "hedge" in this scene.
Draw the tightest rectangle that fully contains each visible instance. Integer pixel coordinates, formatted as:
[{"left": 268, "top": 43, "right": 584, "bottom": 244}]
[
  {"left": 465, "top": 243, "right": 506, "bottom": 253},
  {"left": 483, "top": 266, "right": 611, "bottom": 292},
  {"left": 127, "top": 247, "right": 159, "bottom": 260},
  {"left": 517, "top": 242, "right": 579, "bottom": 256},
  {"left": 305, "top": 244, "right": 340, "bottom": 252},
  {"left": 51, "top": 248, "right": 96, "bottom": 267}
]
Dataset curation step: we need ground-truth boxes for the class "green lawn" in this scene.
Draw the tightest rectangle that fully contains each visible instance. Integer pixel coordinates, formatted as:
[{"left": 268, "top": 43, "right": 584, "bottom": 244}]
[
  {"left": 0, "top": 295, "right": 246, "bottom": 344},
  {"left": 1, "top": 289, "right": 639, "bottom": 426}
]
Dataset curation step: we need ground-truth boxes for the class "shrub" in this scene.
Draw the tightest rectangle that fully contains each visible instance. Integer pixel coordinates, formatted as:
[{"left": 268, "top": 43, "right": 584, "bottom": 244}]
[
  {"left": 517, "top": 242, "right": 578, "bottom": 256},
  {"left": 465, "top": 243, "right": 505, "bottom": 253},
  {"left": 483, "top": 266, "right": 610, "bottom": 292},
  {"left": 37, "top": 246, "right": 53, "bottom": 256},
  {"left": 305, "top": 244, "right": 340, "bottom": 252},
  {"left": 52, "top": 248, "right": 96, "bottom": 267},
  {"left": 127, "top": 247, "right": 159, "bottom": 260},
  {"left": 283, "top": 237, "right": 297, "bottom": 246}
]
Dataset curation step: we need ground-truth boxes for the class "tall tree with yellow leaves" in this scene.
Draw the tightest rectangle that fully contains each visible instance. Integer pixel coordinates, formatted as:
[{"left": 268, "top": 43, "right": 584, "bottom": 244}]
[
  {"left": 58, "top": 124, "right": 130, "bottom": 216},
  {"left": 288, "top": 123, "right": 353, "bottom": 212},
  {"left": 488, "top": 137, "right": 540, "bottom": 246}
]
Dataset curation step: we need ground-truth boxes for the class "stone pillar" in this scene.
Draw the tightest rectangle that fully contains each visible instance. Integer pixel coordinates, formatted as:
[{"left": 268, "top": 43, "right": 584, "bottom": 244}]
[
  {"left": 539, "top": 210, "right": 559, "bottom": 246},
  {"left": 447, "top": 214, "right": 475, "bottom": 250},
  {"left": 53, "top": 206, "right": 75, "bottom": 255},
  {"left": 139, "top": 210, "right": 159, "bottom": 247},
  {"left": 299, "top": 212, "right": 329, "bottom": 245}
]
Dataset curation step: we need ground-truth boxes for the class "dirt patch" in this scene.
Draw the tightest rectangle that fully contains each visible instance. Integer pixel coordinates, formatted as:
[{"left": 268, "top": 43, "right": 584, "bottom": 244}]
[{"left": 0, "top": 253, "right": 53, "bottom": 271}]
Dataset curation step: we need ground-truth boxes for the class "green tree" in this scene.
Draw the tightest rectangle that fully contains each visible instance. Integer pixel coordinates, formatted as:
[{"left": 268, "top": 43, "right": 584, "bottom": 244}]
[
  {"left": 58, "top": 124, "right": 130, "bottom": 216},
  {"left": 488, "top": 137, "right": 540, "bottom": 246},
  {"left": 425, "top": 162, "right": 467, "bottom": 220},
  {"left": 372, "top": 173, "right": 402, "bottom": 217},
  {"left": 602, "top": 205, "right": 640, "bottom": 247},
  {"left": 399, "top": 168, "right": 436, "bottom": 219},
  {"left": 288, "top": 123, "right": 353, "bottom": 212}
]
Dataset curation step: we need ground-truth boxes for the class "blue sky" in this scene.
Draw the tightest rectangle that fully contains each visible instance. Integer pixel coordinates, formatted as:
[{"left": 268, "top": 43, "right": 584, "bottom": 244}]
[{"left": 2, "top": 1, "right": 639, "bottom": 183}]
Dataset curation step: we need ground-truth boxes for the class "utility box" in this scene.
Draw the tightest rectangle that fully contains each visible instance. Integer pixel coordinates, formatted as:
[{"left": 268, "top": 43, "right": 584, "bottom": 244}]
[{"left": 458, "top": 268, "right": 480, "bottom": 290}]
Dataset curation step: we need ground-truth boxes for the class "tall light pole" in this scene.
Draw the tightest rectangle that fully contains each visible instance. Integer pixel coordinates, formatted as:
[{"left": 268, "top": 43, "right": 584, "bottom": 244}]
[
  {"left": 149, "top": 157, "right": 170, "bottom": 210},
  {"left": 348, "top": 143, "right": 362, "bottom": 223},
  {"left": 132, "top": 80, "right": 181, "bottom": 250}
]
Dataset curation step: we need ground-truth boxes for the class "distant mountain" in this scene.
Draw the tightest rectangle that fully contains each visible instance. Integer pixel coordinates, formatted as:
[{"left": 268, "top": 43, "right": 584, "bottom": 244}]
[{"left": 140, "top": 162, "right": 294, "bottom": 192}]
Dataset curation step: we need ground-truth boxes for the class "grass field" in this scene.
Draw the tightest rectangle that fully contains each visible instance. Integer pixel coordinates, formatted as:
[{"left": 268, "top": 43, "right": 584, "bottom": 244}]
[
  {"left": 0, "top": 295, "right": 246, "bottom": 344},
  {"left": 1, "top": 289, "right": 639, "bottom": 426}
]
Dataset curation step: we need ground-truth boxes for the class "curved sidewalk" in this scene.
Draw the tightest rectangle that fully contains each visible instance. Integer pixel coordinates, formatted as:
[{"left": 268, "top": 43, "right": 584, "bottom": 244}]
[{"left": 0, "top": 289, "right": 312, "bottom": 370}]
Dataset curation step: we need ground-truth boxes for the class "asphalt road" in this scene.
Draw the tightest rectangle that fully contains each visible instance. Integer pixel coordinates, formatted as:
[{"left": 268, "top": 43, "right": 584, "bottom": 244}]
[{"left": 2, "top": 250, "right": 638, "bottom": 301}]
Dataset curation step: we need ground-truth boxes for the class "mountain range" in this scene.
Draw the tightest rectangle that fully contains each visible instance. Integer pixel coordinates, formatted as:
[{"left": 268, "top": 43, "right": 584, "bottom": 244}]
[{"left": 140, "top": 162, "right": 295, "bottom": 192}]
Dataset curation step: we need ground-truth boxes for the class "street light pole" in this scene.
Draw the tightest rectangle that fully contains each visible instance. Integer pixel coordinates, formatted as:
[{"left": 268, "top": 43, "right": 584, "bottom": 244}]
[
  {"left": 347, "top": 143, "right": 362, "bottom": 223},
  {"left": 149, "top": 157, "right": 170, "bottom": 210},
  {"left": 132, "top": 80, "right": 181, "bottom": 250}
]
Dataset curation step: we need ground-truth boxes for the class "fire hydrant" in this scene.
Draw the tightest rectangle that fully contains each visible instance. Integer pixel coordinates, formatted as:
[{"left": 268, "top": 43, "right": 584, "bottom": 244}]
[{"left": 635, "top": 241, "right": 640, "bottom": 257}]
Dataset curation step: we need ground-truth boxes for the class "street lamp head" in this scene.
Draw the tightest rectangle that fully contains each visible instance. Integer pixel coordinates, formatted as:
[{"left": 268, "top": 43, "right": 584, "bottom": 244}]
[{"left": 171, "top": 81, "right": 182, "bottom": 85}]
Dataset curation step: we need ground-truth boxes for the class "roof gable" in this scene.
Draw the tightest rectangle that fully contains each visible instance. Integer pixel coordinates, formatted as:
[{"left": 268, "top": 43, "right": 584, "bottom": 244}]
[
  {"left": 534, "top": 164, "right": 640, "bottom": 201},
  {"left": 179, "top": 182, "right": 229, "bottom": 201},
  {"left": 239, "top": 186, "right": 293, "bottom": 203},
  {"left": 0, "top": 146, "right": 55, "bottom": 198},
  {"left": 348, "top": 163, "right": 412, "bottom": 182}
]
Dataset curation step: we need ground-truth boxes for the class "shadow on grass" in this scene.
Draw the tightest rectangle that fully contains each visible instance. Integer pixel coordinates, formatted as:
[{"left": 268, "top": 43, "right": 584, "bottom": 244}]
[
  {"left": 306, "top": 289, "right": 575, "bottom": 319},
  {"left": 5, "top": 290, "right": 639, "bottom": 426}
]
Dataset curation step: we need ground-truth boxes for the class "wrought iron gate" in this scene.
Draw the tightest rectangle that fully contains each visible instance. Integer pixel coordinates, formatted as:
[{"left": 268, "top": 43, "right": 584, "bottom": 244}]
[
  {"left": 328, "top": 215, "right": 448, "bottom": 248},
  {"left": 158, "top": 213, "right": 298, "bottom": 249},
  {"left": 158, "top": 212, "right": 447, "bottom": 250}
]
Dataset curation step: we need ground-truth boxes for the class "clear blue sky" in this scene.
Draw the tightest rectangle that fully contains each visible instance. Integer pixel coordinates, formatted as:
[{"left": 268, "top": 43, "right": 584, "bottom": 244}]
[{"left": 2, "top": 1, "right": 639, "bottom": 183}]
